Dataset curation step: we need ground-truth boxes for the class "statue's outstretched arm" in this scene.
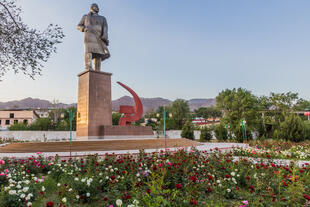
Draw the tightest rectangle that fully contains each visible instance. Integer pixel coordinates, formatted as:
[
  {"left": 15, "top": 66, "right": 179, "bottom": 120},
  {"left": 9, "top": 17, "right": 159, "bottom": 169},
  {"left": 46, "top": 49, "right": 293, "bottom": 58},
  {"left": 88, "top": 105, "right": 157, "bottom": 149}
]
[{"left": 77, "top": 15, "right": 87, "bottom": 32}]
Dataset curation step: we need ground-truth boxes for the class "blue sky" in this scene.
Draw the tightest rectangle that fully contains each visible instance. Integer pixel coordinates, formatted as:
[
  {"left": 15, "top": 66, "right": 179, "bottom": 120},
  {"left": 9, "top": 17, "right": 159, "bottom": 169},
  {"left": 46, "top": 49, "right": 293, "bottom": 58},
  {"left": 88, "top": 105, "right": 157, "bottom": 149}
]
[{"left": 1, "top": 0, "right": 310, "bottom": 103}]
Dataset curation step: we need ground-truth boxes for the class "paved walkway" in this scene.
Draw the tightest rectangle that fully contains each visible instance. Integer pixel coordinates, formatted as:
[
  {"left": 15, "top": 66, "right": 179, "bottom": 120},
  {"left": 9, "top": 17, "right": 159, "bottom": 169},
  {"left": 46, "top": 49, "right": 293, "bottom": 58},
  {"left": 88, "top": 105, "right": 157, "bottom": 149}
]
[{"left": 0, "top": 142, "right": 248, "bottom": 158}]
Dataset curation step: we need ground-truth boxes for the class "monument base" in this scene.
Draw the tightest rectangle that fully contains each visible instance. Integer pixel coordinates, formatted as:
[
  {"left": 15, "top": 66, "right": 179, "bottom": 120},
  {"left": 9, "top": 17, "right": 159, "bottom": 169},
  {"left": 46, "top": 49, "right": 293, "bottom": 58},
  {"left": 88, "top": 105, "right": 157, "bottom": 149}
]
[{"left": 76, "top": 126, "right": 154, "bottom": 141}]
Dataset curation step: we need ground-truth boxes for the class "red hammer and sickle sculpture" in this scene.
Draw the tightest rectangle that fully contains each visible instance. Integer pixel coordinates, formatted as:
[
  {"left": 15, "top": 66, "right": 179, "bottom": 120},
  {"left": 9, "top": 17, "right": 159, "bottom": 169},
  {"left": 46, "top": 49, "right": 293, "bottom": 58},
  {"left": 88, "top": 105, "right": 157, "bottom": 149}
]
[{"left": 117, "top": 82, "right": 143, "bottom": 126}]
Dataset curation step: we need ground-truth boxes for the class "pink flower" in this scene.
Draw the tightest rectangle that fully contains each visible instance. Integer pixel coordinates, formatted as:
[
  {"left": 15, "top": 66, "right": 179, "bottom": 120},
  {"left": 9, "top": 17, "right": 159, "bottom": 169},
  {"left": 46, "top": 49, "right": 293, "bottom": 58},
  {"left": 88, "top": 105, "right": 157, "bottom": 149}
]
[
  {"left": 36, "top": 152, "right": 43, "bottom": 155},
  {"left": 4, "top": 169, "right": 9, "bottom": 173},
  {"left": 0, "top": 160, "right": 5, "bottom": 165},
  {"left": 0, "top": 173, "right": 5, "bottom": 176},
  {"left": 158, "top": 163, "right": 163, "bottom": 167},
  {"left": 109, "top": 206, "right": 114, "bottom": 207},
  {"left": 166, "top": 161, "right": 172, "bottom": 167},
  {"left": 48, "top": 163, "right": 52, "bottom": 166}
]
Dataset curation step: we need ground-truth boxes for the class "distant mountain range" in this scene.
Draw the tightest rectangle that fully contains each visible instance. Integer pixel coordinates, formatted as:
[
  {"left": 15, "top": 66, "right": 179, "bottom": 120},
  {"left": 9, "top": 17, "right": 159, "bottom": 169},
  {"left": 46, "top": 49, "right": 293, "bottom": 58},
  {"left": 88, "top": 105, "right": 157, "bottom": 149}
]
[{"left": 0, "top": 97, "right": 216, "bottom": 112}]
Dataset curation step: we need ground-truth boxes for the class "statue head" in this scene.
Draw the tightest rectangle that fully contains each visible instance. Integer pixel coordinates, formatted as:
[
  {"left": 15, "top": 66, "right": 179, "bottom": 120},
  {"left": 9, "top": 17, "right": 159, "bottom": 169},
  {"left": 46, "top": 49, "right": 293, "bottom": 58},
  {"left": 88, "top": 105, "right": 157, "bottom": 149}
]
[{"left": 90, "top": 3, "right": 99, "bottom": 14}]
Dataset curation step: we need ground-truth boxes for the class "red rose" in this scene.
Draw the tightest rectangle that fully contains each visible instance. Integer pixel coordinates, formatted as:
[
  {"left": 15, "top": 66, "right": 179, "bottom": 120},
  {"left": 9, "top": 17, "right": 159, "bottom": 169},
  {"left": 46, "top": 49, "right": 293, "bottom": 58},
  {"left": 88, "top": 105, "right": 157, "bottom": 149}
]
[
  {"left": 304, "top": 194, "right": 310, "bottom": 200},
  {"left": 190, "top": 176, "right": 197, "bottom": 182},
  {"left": 176, "top": 184, "right": 182, "bottom": 189},
  {"left": 190, "top": 198, "right": 198, "bottom": 205},
  {"left": 225, "top": 174, "right": 230, "bottom": 178},
  {"left": 208, "top": 175, "right": 213, "bottom": 180},
  {"left": 46, "top": 202, "right": 54, "bottom": 207}
]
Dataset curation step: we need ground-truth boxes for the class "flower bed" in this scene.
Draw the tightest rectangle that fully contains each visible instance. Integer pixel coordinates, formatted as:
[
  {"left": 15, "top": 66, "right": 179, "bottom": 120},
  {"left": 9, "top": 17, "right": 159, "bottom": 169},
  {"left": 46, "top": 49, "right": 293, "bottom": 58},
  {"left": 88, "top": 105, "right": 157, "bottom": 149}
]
[
  {"left": 233, "top": 140, "right": 310, "bottom": 160},
  {"left": 0, "top": 149, "right": 310, "bottom": 207}
]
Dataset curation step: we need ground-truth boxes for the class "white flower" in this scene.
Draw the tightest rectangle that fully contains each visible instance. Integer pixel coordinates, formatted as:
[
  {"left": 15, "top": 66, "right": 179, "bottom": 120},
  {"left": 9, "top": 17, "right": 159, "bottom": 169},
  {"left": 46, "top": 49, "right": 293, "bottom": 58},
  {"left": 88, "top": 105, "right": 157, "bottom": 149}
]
[
  {"left": 9, "top": 190, "right": 16, "bottom": 195},
  {"left": 133, "top": 199, "right": 139, "bottom": 205},
  {"left": 16, "top": 184, "right": 21, "bottom": 189},
  {"left": 74, "top": 177, "right": 79, "bottom": 181},
  {"left": 231, "top": 172, "right": 236, "bottom": 177},
  {"left": 86, "top": 192, "right": 90, "bottom": 197},
  {"left": 27, "top": 202, "right": 32, "bottom": 206},
  {"left": 42, "top": 186, "right": 45, "bottom": 192},
  {"left": 136, "top": 173, "right": 140, "bottom": 177},
  {"left": 76, "top": 195, "right": 80, "bottom": 199},
  {"left": 22, "top": 187, "right": 29, "bottom": 192},
  {"left": 216, "top": 180, "right": 221, "bottom": 183},
  {"left": 20, "top": 193, "right": 26, "bottom": 199},
  {"left": 116, "top": 199, "right": 123, "bottom": 206},
  {"left": 62, "top": 197, "right": 67, "bottom": 203},
  {"left": 69, "top": 188, "right": 72, "bottom": 192},
  {"left": 57, "top": 183, "right": 61, "bottom": 187},
  {"left": 227, "top": 188, "right": 231, "bottom": 193},
  {"left": 81, "top": 178, "right": 86, "bottom": 183}
]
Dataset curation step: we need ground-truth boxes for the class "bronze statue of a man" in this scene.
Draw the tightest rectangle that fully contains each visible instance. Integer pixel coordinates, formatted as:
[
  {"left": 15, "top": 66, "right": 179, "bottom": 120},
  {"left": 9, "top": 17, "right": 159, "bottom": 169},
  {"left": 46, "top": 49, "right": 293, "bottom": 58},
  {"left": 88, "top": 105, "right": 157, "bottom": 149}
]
[{"left": 77, "top": 3, "right": 110, "bottom": 71}]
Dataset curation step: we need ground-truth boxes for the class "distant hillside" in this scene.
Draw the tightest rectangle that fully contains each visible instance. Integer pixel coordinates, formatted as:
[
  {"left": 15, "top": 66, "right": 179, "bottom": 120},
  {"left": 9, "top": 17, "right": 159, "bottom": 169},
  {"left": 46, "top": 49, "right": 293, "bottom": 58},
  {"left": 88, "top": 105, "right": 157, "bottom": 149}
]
[
  {"left": 0, "top": 98, "right": 74, "bottom": 110},
  {"left": 112, "top": 96, "right": 172, "bottom": 113},
  {"left": 0, "top": 97, "right": 216, "bottom": 112}
]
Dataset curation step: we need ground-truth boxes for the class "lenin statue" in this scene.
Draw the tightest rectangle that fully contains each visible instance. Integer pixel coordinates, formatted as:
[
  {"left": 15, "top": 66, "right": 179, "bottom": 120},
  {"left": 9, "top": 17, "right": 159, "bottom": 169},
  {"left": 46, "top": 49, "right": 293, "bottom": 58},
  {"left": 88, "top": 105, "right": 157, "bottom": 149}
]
[{"left": 77, "top": 3, "right": 110, "bottom": 71}]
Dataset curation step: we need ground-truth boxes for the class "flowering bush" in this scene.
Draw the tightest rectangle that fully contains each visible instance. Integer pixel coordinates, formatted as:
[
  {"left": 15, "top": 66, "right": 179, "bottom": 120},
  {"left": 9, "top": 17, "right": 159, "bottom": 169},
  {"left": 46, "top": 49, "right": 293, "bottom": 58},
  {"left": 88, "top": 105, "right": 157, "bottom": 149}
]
[
  {"left": 0, "top": 148, "right": 310, "bottom": 206},
  {"left": 233, "top": 140, "right": 310, "bottom": 160}
]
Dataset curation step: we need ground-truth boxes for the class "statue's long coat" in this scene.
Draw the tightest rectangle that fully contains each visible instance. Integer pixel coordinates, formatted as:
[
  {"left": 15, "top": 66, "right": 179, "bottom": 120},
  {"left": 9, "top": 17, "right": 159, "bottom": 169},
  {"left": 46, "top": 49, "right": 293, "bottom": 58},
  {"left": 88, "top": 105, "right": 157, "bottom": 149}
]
[{"left": 77, "top": 13, "right": 110, "bottom": 60}]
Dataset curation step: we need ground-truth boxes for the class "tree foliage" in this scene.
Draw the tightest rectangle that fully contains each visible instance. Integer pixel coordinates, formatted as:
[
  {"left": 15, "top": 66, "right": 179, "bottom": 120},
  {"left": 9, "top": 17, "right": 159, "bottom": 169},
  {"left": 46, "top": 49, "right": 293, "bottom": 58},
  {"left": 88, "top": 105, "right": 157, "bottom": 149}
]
[
  {"left": 216, "top": 88, "right": 259, "bottom": 141},
  {"left": 278, "top": 113, "right": 305, "bottom": 142},
  {"left": 181, "top": 120, "right": 194, "bottom": 140},
  {"left": 112, "top": 112, "right": 122, "bottom": 125},
  {"left": 194, "top": 107, "right": 222, "bottom": 120},
  {"left": 200, "top": 126, "right": 213, "bottom": 142},
  {"left": 0, "top": 0, "right": 64, "bottom": 78},
  {"left": 170, "top": 99, "right": 190, "bottom": 130}
]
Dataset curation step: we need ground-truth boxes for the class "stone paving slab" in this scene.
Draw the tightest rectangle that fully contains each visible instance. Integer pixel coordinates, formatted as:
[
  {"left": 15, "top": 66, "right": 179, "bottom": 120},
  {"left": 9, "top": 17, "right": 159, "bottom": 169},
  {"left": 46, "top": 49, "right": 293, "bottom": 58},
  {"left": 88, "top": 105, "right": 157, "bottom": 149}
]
[{"left": 0, "top": 142, "right": 248, "bottom": 158}]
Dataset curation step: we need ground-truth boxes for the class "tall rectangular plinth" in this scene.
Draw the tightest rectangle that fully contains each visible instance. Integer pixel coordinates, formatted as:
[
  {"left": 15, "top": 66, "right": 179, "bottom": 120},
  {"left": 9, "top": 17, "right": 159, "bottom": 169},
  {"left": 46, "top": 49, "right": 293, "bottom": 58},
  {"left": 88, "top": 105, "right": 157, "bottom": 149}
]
[{"left": 77, "top": 70, "right": 112, "bottom": 140}]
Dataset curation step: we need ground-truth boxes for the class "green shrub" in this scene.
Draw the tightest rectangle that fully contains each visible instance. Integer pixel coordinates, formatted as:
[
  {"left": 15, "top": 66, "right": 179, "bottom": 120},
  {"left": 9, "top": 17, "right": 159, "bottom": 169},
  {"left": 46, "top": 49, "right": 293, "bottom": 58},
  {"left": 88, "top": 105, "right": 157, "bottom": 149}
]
[
  {"left": 29, "top": 118, "right": 51, "bottom": 131},
  {"left": 273, "top": 129, "right": 279, "bottom": 139},
  {"left": 181, "top": 120, "right": 194, "bottom": 140},
  {"left": 278, "top": 114, "right": 305, "bottom": 142},
  {"left": 214, "top": 124, "right": 227, "bottom": 141},
  {"left": 200, "top": 126, "right": 213, "bottom": 142},
  {"left": 303, "top": 121, "right": 310, "bottom": 140},
  {"left": 9, "top": 123, "right": 29, "bottom": 131}
]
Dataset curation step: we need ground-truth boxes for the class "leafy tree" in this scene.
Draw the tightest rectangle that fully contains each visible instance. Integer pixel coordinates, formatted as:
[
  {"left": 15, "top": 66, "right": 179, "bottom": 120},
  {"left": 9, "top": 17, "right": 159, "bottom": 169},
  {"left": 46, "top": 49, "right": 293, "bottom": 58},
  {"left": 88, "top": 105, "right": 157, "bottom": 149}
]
[
  {"left": 200, "top": 126, "right": 213, "bottom": 142},
  {"left": 278, "top": 113, "right": 305, "bottom": 142},
  {"left": 294, "top": 99, "right": 310, "bottom": 111},
  {"left": 170, "top": 99, "right": 190, "bottom": 130},
  {"left": 60, "top": 107, "right": 76, "bottom": 131},
  {"left": 181, "top": 120, "right": 194, "bottom": 140},
  {"left": 0, "top": 0, "right": 64, "bottom": 78},
  {"left": 112, "top": 112, "right": 122, "bottom": 125},
  {"left": 29, "top": 118, "right": 51, "bottom": 131},
  {"left": 194, "top": 107, "right": 222, "bottom": 120},
  {"left": 262, "top": 92, "right": 300, "bottom": 135},
  {"left": 216, "top": 88, "right": 260, "bottom": 141},
  {"left": 214, "top": 123, "right": 228, "bottom": 141}
]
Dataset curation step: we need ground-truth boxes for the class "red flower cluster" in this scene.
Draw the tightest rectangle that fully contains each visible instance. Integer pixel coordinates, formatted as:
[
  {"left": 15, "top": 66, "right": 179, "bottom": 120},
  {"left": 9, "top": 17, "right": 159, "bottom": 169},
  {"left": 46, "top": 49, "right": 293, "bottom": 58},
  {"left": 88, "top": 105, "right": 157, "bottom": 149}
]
[
  {"left": 176, "top": 183, "right": 182, "bottom": 189},
  {"left": 46, "top": 202, "right": 54, "bottom": 207}
]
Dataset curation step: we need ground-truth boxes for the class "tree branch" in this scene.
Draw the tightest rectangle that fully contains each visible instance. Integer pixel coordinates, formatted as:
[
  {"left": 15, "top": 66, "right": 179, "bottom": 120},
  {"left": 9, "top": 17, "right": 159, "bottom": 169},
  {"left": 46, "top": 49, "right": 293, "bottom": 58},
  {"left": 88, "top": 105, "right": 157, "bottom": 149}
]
[{"left": 0, "top": 2, "right": 21, "bottom": 29}]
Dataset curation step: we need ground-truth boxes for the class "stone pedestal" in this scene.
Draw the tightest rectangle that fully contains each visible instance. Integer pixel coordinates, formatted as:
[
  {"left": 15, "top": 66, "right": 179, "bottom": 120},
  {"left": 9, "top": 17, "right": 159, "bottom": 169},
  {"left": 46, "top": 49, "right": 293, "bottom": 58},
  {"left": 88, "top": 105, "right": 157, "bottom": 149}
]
[{"left": 77, "top": 70, "right": 112, "bottom": 140}]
